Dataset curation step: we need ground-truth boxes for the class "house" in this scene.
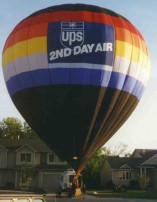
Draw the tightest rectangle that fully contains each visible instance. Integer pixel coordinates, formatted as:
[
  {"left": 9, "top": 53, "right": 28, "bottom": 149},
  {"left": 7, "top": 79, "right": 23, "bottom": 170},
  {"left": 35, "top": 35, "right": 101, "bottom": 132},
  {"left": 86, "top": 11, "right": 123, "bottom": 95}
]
[
  {"left": 0, "top": 138, "right": 69, "bottom": 192},
  {"left": 101, "top": 149, "right": 157, "bottom": 189}
]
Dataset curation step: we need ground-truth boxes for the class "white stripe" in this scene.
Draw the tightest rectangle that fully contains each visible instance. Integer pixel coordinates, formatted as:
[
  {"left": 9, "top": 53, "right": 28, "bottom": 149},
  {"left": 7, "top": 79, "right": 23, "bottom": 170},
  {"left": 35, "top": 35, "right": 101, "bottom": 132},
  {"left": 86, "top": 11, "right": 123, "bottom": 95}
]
[
  {"left": 4, "top": 58, "right": 149, "bottom": 87},
  {"left": 113, "top": 56, "right": 149, "bottom": 85},
  {"left": 49, "top": 63, "right": 113, "bottom": 71},
  {"left": 3, "top": 53, "right": 48, "bottom": 82}
]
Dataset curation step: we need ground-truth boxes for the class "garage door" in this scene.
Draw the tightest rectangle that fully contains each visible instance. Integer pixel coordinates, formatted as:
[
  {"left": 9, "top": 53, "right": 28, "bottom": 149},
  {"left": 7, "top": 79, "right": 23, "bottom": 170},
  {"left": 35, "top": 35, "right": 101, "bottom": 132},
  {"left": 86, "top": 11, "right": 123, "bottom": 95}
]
[{"left": 42, "top": 172, "right": 61, "bottom": 192}]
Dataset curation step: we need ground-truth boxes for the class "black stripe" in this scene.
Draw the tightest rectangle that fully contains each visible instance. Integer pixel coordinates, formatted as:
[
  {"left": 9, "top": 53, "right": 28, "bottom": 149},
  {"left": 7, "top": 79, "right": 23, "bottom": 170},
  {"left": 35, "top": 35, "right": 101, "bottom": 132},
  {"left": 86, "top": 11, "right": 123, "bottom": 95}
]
[
  {"left": 27, "top": 4, "right": 128, "bottom": 20},
  {"left": 12, "top": 85, "right": 137, "bottom": 169}
]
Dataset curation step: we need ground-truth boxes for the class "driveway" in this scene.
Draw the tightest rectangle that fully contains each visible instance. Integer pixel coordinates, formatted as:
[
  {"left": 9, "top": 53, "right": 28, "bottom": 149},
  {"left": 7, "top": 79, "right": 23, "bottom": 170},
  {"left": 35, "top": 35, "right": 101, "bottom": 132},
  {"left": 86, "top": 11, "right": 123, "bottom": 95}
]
[{"left": 45, "top": 194, "right": 156, "bottom": 202}]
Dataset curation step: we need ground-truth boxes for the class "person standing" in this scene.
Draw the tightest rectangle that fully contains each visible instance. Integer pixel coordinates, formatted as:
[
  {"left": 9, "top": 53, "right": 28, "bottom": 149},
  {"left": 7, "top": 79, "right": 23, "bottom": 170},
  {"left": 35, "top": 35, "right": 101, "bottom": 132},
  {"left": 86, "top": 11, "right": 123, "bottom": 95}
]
[
  {"left": 82, "top": 184, "right": 86, "bottom": 199},
  {"left": 71, "top": 181, "right": 76, "bottom": 198}
]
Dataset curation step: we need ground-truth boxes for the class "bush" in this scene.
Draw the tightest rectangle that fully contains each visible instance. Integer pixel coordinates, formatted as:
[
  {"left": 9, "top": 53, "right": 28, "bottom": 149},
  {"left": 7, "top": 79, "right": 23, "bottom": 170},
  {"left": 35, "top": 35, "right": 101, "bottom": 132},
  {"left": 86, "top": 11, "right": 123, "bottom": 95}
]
[
  {"left": 139, "top": 177, "right": 150, "bottom": 190},
  {"left": 129, "top": 180, "right": 140, "bottom": 189},
  {"left": 106, "top": 180, "right": 115, "bottom": 189},
  {"left": 4, "top": 182, "right": 14, "bottom": 189},
  {"left": 28, "top": 187, "right": 46, "bottom": 194}
]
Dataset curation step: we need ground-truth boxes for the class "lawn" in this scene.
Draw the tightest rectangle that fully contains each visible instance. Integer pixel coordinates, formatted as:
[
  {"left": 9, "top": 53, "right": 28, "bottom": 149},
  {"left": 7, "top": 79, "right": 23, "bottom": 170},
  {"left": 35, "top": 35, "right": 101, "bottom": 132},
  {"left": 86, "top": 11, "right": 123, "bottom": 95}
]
[{"left": 87, "top": 189, "right": 157, "bottom": 199}]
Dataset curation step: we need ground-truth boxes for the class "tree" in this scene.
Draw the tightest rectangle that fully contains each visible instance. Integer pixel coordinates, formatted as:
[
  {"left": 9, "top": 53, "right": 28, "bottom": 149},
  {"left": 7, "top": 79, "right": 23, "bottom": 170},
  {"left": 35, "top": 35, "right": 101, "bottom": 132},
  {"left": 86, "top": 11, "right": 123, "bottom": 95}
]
[
  {"left": 22, "top": 122, "right": 38, "bottom": 139},
  {"left": 102, "top": 143, "right": 131, "bottom": 157},
  {"left": 82, "top": 149, "right": 104, "bottom": 188},
  {"left": 0, "top": 117, "right": 23, "bottom": 139},
  {"left": 0, "top": 117, "right": 38, "bottom": 139},
  {"left": 139, "top": 176, "right": 150, "bottom": 190},
  {"left": 17, "top": 165, "right": 34, "bottom": 187}
]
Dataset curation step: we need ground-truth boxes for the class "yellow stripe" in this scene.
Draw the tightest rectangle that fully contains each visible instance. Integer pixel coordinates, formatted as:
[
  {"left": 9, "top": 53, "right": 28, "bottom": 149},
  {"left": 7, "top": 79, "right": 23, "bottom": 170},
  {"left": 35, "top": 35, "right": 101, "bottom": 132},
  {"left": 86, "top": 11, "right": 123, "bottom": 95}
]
[
  {"left": 2, "top": 37, "right": 149, "bottom": 72},
  {"left": 115, "top": 40, "right": 149, "bottom": 69},
  {"left": 115, "top": 27, "right": 148, "bottom": 56},
  {"left": 2, "top": 47, "right": 13, "bottom": 68},
  {"left": 2, "top": 36, "right": 47, "bottom": 69},
  {"left": 27, "top": 37, "right": 47, "bottom": 55}
]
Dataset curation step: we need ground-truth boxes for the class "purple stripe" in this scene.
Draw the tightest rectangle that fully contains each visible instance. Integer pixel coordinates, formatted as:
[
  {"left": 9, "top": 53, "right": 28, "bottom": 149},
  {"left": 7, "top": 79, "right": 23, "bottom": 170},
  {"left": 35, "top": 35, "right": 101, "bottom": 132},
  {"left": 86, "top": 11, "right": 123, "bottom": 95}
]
[{"left": 6, "top": 68, "right": 144, "bottom": 99}]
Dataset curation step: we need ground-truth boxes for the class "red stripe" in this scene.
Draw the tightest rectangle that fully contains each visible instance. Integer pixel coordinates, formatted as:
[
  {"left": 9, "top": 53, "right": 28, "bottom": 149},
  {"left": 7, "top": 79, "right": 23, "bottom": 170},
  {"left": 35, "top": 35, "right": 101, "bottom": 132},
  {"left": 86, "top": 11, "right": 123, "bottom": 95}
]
[
  {"left": 3, "top": 34, "right": 14, "bottom": 53},
  {"left": 3, "top": 10, "right": 143, "bottom": 52}
]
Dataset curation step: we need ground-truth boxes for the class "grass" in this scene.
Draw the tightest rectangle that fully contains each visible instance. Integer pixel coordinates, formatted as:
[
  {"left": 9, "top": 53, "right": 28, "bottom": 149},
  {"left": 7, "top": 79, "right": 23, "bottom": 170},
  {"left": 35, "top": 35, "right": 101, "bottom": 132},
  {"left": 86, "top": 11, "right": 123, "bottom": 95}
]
[{"left": 87, "top": 189, "right": 157, "bottom": 199}]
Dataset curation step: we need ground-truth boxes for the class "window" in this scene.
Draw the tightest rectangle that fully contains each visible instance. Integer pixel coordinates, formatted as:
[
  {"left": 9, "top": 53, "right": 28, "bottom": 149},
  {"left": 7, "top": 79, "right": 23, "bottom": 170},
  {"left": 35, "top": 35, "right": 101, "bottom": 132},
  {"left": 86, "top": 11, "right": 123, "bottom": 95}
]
[
  {"left": 20, "top": 153, "right": 32, "bottom": 163},
  {"left": 48, "top": 153, "right": 62, "bottom": 163},
  {"left": 118, "top": 171, "right": 123, "bottom": 179},
  {"left": 0, "top": 198, "right": 45, "bottom": 202},
  {"left": 33, "top": 199, "right": 45, "bottom": 202},
  {"left": 47, "top": 153, "right": 67, "bottom": 165},
  {"left": 123, "top": 171, "right": 131, "bottom": 180},
  {"left": 48, "top": 153, "right": 56, "bottom": 163},
  {"left": 126, "top": 171, "right": 131, "bottom": 180},
  {"left": 0, "top": 200, "right": 13, "bottom": 202}
]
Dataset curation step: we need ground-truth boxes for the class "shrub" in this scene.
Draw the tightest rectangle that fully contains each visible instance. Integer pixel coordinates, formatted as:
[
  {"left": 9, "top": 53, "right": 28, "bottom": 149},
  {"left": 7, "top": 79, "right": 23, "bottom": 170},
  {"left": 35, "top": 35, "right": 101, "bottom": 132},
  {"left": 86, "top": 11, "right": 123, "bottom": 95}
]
[
  {"left": 4, "top": 182, "right": 14, "bottom": 189},
  {"left": 129, "top": 180, "right": 140, "bottom": 189},
  {"left": 106, "top": 180, "right": 115, "bottom": 189}
]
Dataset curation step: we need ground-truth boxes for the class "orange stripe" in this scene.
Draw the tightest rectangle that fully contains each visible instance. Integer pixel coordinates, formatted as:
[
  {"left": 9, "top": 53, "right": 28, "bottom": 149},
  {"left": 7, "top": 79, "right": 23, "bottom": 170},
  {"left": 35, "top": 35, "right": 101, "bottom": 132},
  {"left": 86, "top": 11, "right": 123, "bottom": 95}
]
[
  {"left": 28, "top": 23, "right": 48, "bottom": 39},
  {"left": 3, "top": 23, "right": 48, "bottom": 53},
  {"left": 3, "top": 34, "right": 14, "bottom": 53},
  {"left": 115, "top": 27, "right": 147, "bottom": 55},
  {"left": 3, "top": 11, "right": 144, "bottom": 52},
  {"left": 115, "top": 27, "right": 132, "bottom": 44},
  {"left": 14, "top": 27, "right": 29, "bottom": 45},
  {"left": 12, "top": 17, "right": 32, "bottom": 34}
]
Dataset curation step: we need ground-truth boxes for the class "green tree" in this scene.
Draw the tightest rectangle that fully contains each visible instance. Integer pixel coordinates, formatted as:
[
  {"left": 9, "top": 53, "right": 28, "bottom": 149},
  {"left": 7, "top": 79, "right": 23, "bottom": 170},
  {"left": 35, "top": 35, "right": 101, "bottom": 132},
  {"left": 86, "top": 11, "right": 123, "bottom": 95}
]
[
  {"left": 0, "top": 117, "right": 23, "bottom": 139},
  {"left": 22, "top": 122, "right": 38, "bottom": 139},
  {"left": 0, "top": 117, "right": 38, "bottom": 139},
  {"left": 82, "top": 149, "right": 104, "bottom": 188},
  {"left": 17, "top": 165, "right": 34, "bottom": 187},
  {"left": 139, "top": 176, "right": 150, "bottom": 190}
]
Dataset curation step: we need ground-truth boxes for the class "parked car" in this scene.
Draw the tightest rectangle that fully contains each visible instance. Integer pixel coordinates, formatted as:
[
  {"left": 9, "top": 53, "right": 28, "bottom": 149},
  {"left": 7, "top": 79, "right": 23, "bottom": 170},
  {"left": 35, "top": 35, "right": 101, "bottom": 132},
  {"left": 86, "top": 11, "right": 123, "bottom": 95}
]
[{"left": 0, "top": 195, "right": 46, "bottom": 202}]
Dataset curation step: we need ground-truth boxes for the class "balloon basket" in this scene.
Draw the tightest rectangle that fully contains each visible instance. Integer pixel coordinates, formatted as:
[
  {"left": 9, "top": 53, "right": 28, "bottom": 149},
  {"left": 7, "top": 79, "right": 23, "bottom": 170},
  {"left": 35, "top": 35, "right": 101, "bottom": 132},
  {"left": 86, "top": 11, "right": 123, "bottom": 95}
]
[{"left": 75, "top": 188, "right": 81, "bottom": 197}]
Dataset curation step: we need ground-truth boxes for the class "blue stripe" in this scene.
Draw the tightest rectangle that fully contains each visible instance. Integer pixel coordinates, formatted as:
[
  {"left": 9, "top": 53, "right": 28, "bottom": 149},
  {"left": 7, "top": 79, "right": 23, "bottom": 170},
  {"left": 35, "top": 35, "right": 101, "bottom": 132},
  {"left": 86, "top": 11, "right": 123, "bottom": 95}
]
[{"left": 7, "top": 68, "right": 144, "bottom": 99}]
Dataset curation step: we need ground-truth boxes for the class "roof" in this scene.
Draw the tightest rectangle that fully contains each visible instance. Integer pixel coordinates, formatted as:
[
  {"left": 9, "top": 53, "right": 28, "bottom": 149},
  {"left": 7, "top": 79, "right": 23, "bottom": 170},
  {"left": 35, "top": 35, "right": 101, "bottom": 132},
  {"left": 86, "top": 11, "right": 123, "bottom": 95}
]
[
  {"left": 106, "top": 156, "right": 143, "bottom": 169},
  {"left": 132, "top": 149, "right": 157, "bottom": 162},
  {"left": 0, "top": 138, "right": 52, "bottom": 153},
  {"left": 106, "top": 149, "right": 157, "bottom": 169}
]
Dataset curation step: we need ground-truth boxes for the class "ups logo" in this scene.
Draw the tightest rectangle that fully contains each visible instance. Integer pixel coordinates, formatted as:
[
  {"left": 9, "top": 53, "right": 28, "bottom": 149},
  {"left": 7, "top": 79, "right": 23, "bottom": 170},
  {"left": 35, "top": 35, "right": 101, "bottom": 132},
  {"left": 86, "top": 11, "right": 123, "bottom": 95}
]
[{"left": 60, "top": 22, "right": 84, "bottom": 49}]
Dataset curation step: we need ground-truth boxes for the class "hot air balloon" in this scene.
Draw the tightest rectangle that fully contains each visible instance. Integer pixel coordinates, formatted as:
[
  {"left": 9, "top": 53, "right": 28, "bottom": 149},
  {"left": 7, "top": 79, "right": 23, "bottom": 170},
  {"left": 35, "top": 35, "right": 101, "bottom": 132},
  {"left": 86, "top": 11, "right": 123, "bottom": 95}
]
[{"left": 2, "top": 4, "right": 150, "bottom": 174}]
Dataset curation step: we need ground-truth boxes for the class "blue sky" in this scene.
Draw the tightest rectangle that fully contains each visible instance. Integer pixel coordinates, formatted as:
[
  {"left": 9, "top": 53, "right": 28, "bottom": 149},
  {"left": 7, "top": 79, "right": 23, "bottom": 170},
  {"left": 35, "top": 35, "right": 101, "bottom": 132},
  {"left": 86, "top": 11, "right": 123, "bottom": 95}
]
[{"left": 0, "top": 0, "right": 157, "bottom": 152}]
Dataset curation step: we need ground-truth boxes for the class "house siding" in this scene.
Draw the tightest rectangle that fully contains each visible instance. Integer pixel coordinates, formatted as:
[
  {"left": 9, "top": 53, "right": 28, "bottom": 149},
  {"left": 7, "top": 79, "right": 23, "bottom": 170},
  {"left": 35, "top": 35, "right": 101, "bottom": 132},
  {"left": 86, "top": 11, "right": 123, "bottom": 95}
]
[
  {"left": 35, "top": 152, "right": 40, "bottom": 165},
  {"left": 7, "top": 151, "right": 16, "bottom": 168},
  {"left": 40, "top": 153, "right": 47, "bottom": 165},
  {"left": 100, "top": 160, "right": 112, "bottom": 188},
  {"left": 0, "top": 147, "right": 7, "bottom": 168},
  {"left": 0, "top": 170, "right": 15, "bottom": 188},
  {"left": 112, "top": 170, "right": 121, "bottom": 185},
  {"left": 150, "top": 170, "right": 157, "bottom": 189}
]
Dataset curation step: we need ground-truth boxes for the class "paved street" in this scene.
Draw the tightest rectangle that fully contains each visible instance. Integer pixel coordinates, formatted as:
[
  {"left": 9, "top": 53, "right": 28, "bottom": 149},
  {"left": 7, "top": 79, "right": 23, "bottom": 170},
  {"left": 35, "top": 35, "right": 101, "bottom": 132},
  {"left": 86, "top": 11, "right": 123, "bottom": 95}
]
[{"left": 45, "top": 195, "right": 156, "bottom": 202}]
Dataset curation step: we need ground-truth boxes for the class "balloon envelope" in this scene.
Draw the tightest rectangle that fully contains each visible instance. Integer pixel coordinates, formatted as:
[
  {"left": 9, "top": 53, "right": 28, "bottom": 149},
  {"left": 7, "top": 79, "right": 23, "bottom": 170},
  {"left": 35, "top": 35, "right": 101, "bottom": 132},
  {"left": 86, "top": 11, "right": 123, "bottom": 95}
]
[{"left": 2, "top": 4, "right": 150, "bottom": 173}]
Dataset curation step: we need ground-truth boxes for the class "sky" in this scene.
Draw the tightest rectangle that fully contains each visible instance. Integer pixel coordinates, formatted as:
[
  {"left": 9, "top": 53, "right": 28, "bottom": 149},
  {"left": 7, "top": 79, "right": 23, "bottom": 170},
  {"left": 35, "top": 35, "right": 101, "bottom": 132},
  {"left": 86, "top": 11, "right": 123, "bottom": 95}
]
[{"left": 0, "top": 0, "right": 157, "bottom": 152}]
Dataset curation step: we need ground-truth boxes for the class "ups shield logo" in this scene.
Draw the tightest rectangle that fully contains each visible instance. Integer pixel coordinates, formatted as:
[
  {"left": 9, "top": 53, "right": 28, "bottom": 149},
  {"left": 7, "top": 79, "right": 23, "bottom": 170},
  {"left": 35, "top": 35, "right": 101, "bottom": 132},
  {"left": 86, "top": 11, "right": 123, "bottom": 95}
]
[{"left": 60, "top": 22, "right": 84, "bottom": 49}]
